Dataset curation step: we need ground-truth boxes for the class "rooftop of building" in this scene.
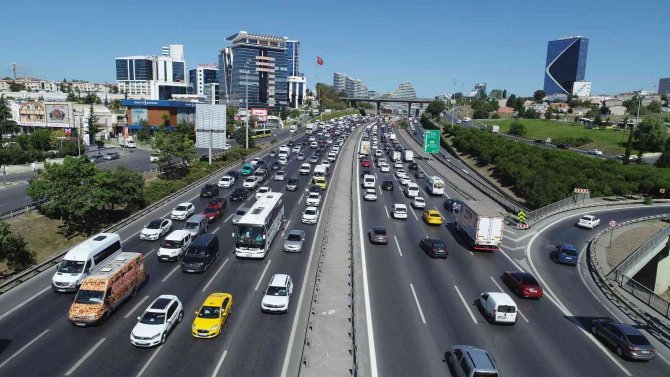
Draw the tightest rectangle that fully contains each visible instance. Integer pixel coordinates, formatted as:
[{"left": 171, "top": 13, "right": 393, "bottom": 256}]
[{"left": 226, "top": 31, "right": 287, "bottom": 44}]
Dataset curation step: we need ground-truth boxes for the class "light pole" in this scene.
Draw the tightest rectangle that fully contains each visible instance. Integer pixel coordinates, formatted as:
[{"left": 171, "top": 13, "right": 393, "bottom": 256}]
[
  {"left": 243, "top": 59, "right": 253, "bottom": 150},
  {"left": 623, "top": 90, "right": 643, "bottom": 164}
]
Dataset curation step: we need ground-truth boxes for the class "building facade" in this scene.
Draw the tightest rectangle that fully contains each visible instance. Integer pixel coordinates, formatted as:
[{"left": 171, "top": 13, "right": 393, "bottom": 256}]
[
  {"left": 122, "top": 99, "right": 196, "bottom": 131},
  {"left": 659, "top": 78, "right": 670, "bottom": 96},
  {"left": 286, "top": 40, "right": 300, "bottom": 77},
  {"left": 543, "top": 36, "right": 589, "bottom": 95},
  {"left": 333, "top": 73, "right": 347, "bottom": 93},
  {"left": 465, "top": 83, "right": 487, "bottom": 98},
  {"left": 115, "top": 44, "right": 188, "bottom": 100},
  {"left": 218, "top": 31, "right": 289, "bottom": 111},
  {"left": 203, "top": 83, "right": 220, "bottom": 104},
  {"left": 189, "top": 64, "right": 219, "bottom": 96},
  {"left": 288, "top": 76, "right": 307, "bottom": 108}
]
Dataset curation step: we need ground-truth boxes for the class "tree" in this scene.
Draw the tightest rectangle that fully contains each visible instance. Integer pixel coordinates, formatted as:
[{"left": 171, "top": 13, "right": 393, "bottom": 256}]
[
  {"left": 136, "top": 119, "right": 151, "bottom": 142},
  {"left": 66, "top": 92, "right": 78, "bottom": 102},
  {"left": 0, "top": 222, "right": 35, "bottom": 272},
  {"left": 655, "top": 137, "right": 670, "bottom": 168},
  {"left": 506, "top": 94, "right": 517, "bottom": 108},
  {"left": 92, "top": 167, "right": 144, "bottom": 211},
  {"left": 161, "top": 113, "right": 170, "bottom": 127},
  {"left": 544, "top": 108, "right": 553, "bottom": 120},
  {"left": 599, "top": 102, "right": 609, "bottom": 115},
  {"left": 502, "top": 89, "right": 507, "bottom": 99},
  {"left": 635, "top": 117, "right": 668, "bottom": 157},
  {"left": 523, "top": 108, "right": 541, "bottom": 119},
  {"left": 425, "top": 100, "right": 447, "bottom": 117},
  {"left": 489, "top": 89, "right": 503, "bottom": 100},
  {"left": 0, "top": 95, "right": 19, "bottom": 140},
  {"left": 29, "top": 129, "right": 53, "bottom": 151},
  {"left": 226, "top": 105, "right": 238, "bottom": 125},
  {"left": 646, "top": 100, "right": 662, "bottom": 113},
  {"left": 86, "top": 103, "right": 101, "bottom": 145},
  {"left": 473, "top": 109, "right": 489, "bottom": 119},
  {"left": 232, "top": 127, "right": 255, "bottom": 148},
  {"left": 508, "top": 121, "right": 527, "bottom": 136},
  {"left": 533, "top": 90, "right": 546, "bottom": 103},
  {"left": 8, "top": 81, "right": 25, "bottom": 92}
]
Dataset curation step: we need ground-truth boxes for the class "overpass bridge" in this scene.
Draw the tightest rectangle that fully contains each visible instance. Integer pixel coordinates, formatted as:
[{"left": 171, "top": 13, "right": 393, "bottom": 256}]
[{"left": 343, "top": 97, "right": 433, "bottom": 115}]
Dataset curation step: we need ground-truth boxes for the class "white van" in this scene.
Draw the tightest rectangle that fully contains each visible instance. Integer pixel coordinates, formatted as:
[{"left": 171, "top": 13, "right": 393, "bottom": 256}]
[
  {"left": 478, "top": 292, "right": 517, "bottom": 325},
  {"left": 52, "top": 233, "right": 122, "bottom": 293},
  {"left": 313, "top": 164, "right": 327, "bottom": 179},
  {"left": 278, "top": 145, "right": 290, "bottom": 158},
  {"left": 405, "top": 182, "right": 420, "bottom": 197},
  {"left": 426, "top": 176, "right": 445, "bottom": 196},
  {"left": 362, "top": 174, "right": 376, "bottom": 188},
  {"left": 158, "top": 230, "right": 193, "bottom": 262}
]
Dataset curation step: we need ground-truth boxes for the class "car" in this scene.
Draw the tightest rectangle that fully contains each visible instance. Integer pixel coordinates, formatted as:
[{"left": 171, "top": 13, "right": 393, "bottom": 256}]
[
  {"left": 557, "top": 143, "right": 569, "bottom": 149},
  {"left": 588, "top": 149, "right": 603, "bottom": 155},
  {"left": 577, "top": 215, "right": 601, "bottom": 229},
  {"left": 313, "top": 177, "right": 327, "bottom": 190},
  {"left": 379, "top": 163, "right": 390, "bottom": 172},
  {"left": 171, "top": 202, "right": 195, "bottom": 220},
  {"left": 444, "top": 199, "right": 462, "bottom": 213},
  {"left": 89, "top": 154, "right": 104, "bottom": 163},
  {"left": 253, "top": 168, "right": 268, "bottom": 181},
  {"left": 382, "top": 180, "right": 394, "bottom": 191},
  {"left": 232, "top": 206, "right": 250, "bottom": 225},
  {"left": 394, "top": 168, "right": 407, "bottom": 178},
  {"left": 261, "top": 274, "right": 294, "bottom": 314},
  {"left": 278, "top": 156, "right": 288, "bottom": 165},
  {"left": 269, "top": 150, "right": 278, "bottom": 158},
  {"left": 391, "top": 203, "right": 408, "bottom": 219},
  {"left": 419, "top": 237, "right": 448, "bottom": 258},
  {"left": 308, "top": 184, "right": 321, "bottom": 193},
  {"left": 423, "top": 210, "right": 443, "bottom": 225},
  {"left": 415, "top": 171, "right": 426, "bottom": 179},
  {"left": 590, "top": 320, "right": 656, "bottom": 360},
  {"left": 361, "top": 159, "right": 371, "bottom": 168},
  {"left": 306, "top": 192, "right": 322, "bottom": 206},
  {"left": 230, "top": 188, "right": 250, "bottom": 202},
  {"left": 200, "top": 183, "right": 220, "bottom": 198},
  {"left": 399, "top": 176, "right": 411, "bottom": 186},
  {"left": 302, "top": 206, "right": 319, "bottom": 224},
  {"left": 299, "top": 163, "right": 311, "bottom": 175},
  {"left": 368, "top": 226, "right": 388, "bottom": 244},
  {"left": 553, "top": 243, "right": 579, "bottom": 265},
  {"left": 287, "top": 140, "right": 295, "bottom": 147},
  {"left": 240, "top": 164, "right": 254, "bottom": 176},
  {"left": 411, "top": 197, "right": 426, "bottom": 209},
  {"left": 308, "top": 156, "right": 319, "bottom": 164},
  {"left": 217, "top": 175, "right": 235, "bottom": 188},
  {"left": 226, "top": 170, "right": 240, "bottom": 179},
  {"left": 364, "top": 188, "right": 377, "bottom": 201},
  {"left": 274, "top": 170, "right": 286, "bottom": 181},
  {"left": 270, "top": 161, "right": 282, "bottom": 171},
  {"left": 292, "top": 146, "right": 301, "bottom": 154},
  {"left": 243, "top": 176, "right": 261, "bottom": 189},
  {"left": 150, "top": 150, "right": 160, "bottom": 163},
  {"left": 286, "top": 177, "right": 299, "bottom": 191},
  {"left": 250, "top": 157, "right": 261, "bottom": 166},
  {"left": 140, "top": 218, "right": 173, "bottom": 240},
  {"left": 103, "top": 152, "right": 120, "bottom": 160},
  {"left": 327, "top": 153, "right": 336, "bottom": 163},
  {"left": 192, "top": 293, "right": 233, "bottom": 338},
  {"left": 502, "top": 271, "right": 543, "bottom": 299},
  {"left": 297, "top": 153, "right": 305, "bottom": 161},
  {"left": 449, "top": 345, "right": 499, "bottom": 377},
  {"left": 130, "top": 295, "right": 184, "bottom": 347},
  {"left": 283, "top": 230, "right": 306, "bottom": 252},
  {"left": 320, "top": 160, "right": 331, "bottom": 169},
  {"left": 203, "top": 198, "right": 226, "bottom": 221},
  {"left": 256, "top": 186, "right": 272, "bottom": 199},
  {"left": 375, "top": 150, "right": 382, "bottom": 157}
]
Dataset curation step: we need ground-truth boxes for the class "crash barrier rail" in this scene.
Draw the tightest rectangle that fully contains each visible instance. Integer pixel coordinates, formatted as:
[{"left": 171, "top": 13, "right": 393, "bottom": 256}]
[
  {"left": 0, "top": 199, "right": 48, "bottom": 221},
  {"left": 618, "top": 274, "right": 670, "bottom": 318},
  {"left": 615, "top": 221, "right": 670, "bottom": 280},
  {"left": 0, "top": 132, "right": 304, "bottom": 295},
  {"left": 526, "top": 192, "right": 591, "bottom": 224}
]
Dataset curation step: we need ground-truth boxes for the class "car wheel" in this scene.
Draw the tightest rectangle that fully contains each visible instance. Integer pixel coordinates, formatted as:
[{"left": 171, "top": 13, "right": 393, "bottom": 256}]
[
  {"left": 131, "top": 286, "right": 138, "bottom": 297},
  {"left": 178, "top": 311, "right": 184, "bottom": 323},
  {"left": 161, "top": 332, "right": 167, "bottom": 344},
  {"left": 591, "top": 326, "right": 598, "bottom": 336}
]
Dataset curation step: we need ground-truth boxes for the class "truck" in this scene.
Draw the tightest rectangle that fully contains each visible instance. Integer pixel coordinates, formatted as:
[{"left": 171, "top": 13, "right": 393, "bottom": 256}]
[
  {"left": 403, "top": 150, "right": 414, "bottom": 162},
  {"left": 389, "top": 133, "right": 397, "bottom": 143},
  {"left": 392, "top": 151, "right": 401, "bottom": 162},
  {"left": 359, "top": 140, "right": 371, "bottom": 157},
  {"left": 456, "top": 201, "right": 505, "bottom": 251}
]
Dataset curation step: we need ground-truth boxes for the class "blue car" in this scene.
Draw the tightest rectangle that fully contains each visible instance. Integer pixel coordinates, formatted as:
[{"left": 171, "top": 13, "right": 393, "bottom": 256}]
[{"left": 554, "top": 243, "right": 579, "bottom": 265}]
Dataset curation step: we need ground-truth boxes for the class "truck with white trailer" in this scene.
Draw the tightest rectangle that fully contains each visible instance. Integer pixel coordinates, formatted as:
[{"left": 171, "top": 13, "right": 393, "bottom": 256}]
[
  {"left": 456, "top": 201, "right": 505, "bottom": 251},
  {"left": 359, "top": 140, "right": 371, "bottom": 157},
  {"left": 403, "top": 150, "right": 414, "bottom": 162}
]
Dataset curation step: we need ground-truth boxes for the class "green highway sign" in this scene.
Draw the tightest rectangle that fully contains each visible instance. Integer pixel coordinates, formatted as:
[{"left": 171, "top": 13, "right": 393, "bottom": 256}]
[
  {"left": 424, "top": 130, "right": 440, "bottom": 154},
  {"left": 517, "top": 211, "right": 526, "bottom": 222}
]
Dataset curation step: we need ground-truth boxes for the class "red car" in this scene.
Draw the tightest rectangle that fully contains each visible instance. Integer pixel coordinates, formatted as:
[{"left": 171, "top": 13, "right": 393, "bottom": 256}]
[
  {"left": 203, "top": 198, "right": 227, "bottom": 222},
  {"left": 502, "top": 271, "right": 543, "bottom": 299},
  {"left": 361, "top": 159, "right": 371, "bottom": 168}
]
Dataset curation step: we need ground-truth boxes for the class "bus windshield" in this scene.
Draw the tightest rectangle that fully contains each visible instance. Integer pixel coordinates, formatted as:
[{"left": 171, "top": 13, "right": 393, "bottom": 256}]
[{"left": 236, "top": 224, "right": 265, "bottom": 249}]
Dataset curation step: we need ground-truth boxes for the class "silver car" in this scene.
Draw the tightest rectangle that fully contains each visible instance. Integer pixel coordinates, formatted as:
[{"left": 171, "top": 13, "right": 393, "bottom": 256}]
[
  {"left": 232, "top": 207, "right": 250, "bottom": 225},
  {"left": 283, "top": 230, "right": 306, "bottom": 252}
]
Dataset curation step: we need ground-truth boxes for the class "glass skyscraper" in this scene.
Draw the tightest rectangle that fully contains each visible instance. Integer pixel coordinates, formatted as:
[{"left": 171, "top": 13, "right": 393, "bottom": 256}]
[
  {"left": 286, "top": 40, "right": 300, "bottom": 77},
  {"left": 543, "top": 36, "right": 589, "bottom": 95}
]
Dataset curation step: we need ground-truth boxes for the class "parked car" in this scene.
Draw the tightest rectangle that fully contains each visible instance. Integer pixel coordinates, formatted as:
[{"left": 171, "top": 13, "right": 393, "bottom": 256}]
[
  {"left": 103, "top": 152, "right": 120, "bottom": 160},
  {"left": 590, "top": 319, "right": 656, "bottom": 360},
  {"left": 419, "top": 237, "right": 447, "bottom": 258},
  {"left": 368, "top": 226, "right": 388, "bottom": 244},
  {"left": 552, "top": 243, "right": 579, "bottom": 265},
  {"left": 130, "top": 295, "right": 184, "bottom": 347},
  {"left": 577, "top": 215, "right": 601, "bottom": 229},
  {"left": 283, "top": 230, "right": 306, "bottom": 252},
  {"left": 502, "top": 271, "right": 543, "bottom": 299},
  {"left": 200, "top": 183, "right": 220, "bottom": 198},
  {"left": 230, "top": 188, "right": 249, "bottom": 202},
  {"left": 140, "top": 218, "right": 173, "bottom": 240}
]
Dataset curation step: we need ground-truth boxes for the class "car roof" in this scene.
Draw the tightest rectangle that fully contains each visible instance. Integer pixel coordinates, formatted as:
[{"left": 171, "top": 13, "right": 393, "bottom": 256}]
[
  {"left": 483, "top": 292, "right": 516, "bottom": 305},
  {"left": 453, "top": 345, "right": 496, "bottom": 370},
  {"left": 176, "top": 202, "right": 192, "bottom": 207},
  {"left": 288, "top": 230, "right": 304, "bottom": 236},
  {"left": 165, "top": 229, "right": 191, "bottom": 240},
  {"left": 394, "top": 203, "right": 407, "bottom": 208},
  {"left": 203, "top": 292, "right": 232, "bottom": 306},
  {"left": 608, "top": 321, "right": 642, "bottom": 335},
  {"left": 269, "top": 274, "right": 290, "bottom": 287},
  {"left": 149, "top": 296, "right": 175, "bottom": 311},
  {"left": 561, "top": 243, "right": 577, "bottom": 250}
]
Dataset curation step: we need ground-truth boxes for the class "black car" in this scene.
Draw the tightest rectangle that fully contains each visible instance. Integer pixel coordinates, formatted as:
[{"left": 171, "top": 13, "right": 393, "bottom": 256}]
[
  {"left": 288, "top": 140, "right": 295, "bottom": 147},
  {"left": 315, "top": 149, "right": 323, "bottom": 156},
  {"left": 556, "top": 143, "right": 569, "bottom": 149},
  {"left": 444, "top": 199, "right": 462, "bottom": 213},
  {"left": 360, "top": 169, "right": 371, "bottom": 178},
  {"left": 286, "top": 177, "right": 299, "bottom": 191},
  {"left": 408, "top": 162, "right": 418, "bottom": 170},
  {"left": 181, "top": 234, "right": 219, "bottom": 273},
  {"left": 309, "top": 184, "right": 322, "bottom": 193},
  {"left": 230, "top": 187, "right": 249, "bottom": 201},
  {"left": 415, "top": 171, "right": 426, "bottom": 179},
  {"left": 382, "top": 180, "right": 394, "bottom": 191},
  {"left": 226, "top": 170, "right": 240, "bottom": 179},
  {"left": 200, "top": 183, "right": 220, "bottom": 198},
  {"left": 419, "top": 237, "right": 448, "bottom": 258},
  {"left": 255, "top": 160, "right": 267, "bottom": 169},
  {"left": 271, "top": 161, "right": 282, "bottom": 170}
]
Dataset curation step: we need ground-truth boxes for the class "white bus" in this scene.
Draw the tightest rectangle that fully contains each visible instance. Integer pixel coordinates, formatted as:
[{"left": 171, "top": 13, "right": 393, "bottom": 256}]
[
  {"left": 426, "top": 176, "right": 445, "bottom": 196},
  {"left": 234, "top": 193, "right": 285, "bottom": 259}
]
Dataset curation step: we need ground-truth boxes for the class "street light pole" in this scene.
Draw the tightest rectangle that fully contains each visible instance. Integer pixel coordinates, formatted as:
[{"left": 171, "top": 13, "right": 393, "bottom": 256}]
[
  {"left": 623, "top": 90, "right": 643, "bottom": 164},
  {"left": 244, "top": 59, "right": 252, "bottom": 150}
]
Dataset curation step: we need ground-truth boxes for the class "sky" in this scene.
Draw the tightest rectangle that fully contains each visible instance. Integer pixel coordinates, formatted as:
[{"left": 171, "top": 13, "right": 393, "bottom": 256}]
[{"left": 1, "top": 0, "right": 668, "bottom": 97}]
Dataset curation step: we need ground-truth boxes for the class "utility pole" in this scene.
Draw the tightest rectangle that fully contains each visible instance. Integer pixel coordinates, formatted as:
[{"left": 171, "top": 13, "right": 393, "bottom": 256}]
[
  {"left": 623, "top": 91, "right": 643, "bottom": 165},
  {"left": 245, "top": 60, "right": 249, "bottom": 150}
]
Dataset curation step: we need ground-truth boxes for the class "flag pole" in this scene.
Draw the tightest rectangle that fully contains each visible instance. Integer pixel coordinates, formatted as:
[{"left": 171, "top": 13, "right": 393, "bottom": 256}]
[{"left": 316, "top": 57, "right": 321, "bottom": 121}]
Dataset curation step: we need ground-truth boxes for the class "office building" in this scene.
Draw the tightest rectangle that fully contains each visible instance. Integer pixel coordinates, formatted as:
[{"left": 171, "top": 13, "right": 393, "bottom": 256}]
[
  {"left": 380, "top": 81, "right": 417, "bottom": 114},
  {"left": 286, "top": 40, "right": 300, "bottom": 76},
  {"left": 288, "top": 76, "right": 307, "bottom": 108},
  {"left": 543, "top": 36, "right": 589, "bottom": 95},
  {"left": 203, "top": 83, "right": 220, "bottom": 104},
  {"left": 465, "top": 83, "right": 487, "bottom": 99},
  {"left": 189, "top": 64, "right": 219, "bottom": 96},
  {"left": 659, "top": 78, "right": 670, "bottom": 96},
  {"left": 115, "top": 44, "right": 188, "bottom": 100},
  {"left": 333, "top": 72, "right": 347, "bottom": 93}
]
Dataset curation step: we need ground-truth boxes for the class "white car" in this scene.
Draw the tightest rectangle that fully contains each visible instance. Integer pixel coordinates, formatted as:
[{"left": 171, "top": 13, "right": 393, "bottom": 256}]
[
  {"left": 292, "top": 146, "right": 301, "bottom": 153},
  {"left": 279, "top": 156, "right": 288, "bottom": 165},
  {"left": 380, "top": 163, "right": 390, "bottom": 172},
  {"left": 243, "top": 176, "right": 261, "bottom": 189},
  {"left": 130, "top": 295, "right": 183, "bottom": 347},
  {"left": 577, "top": 215, "right": 601, "bottom": 229},
  {"left": 217, "top": 176, "right": 235, "bottom": 188},
  {"left": 124, "top": 140, "right": 137, "bottom": 148},
  {"left": 302, "top": 206, "right": 319, "bottom": 224},
  {"left": 321, "top": 160, "right": 331, "bottom": 169},
  {"left": 411, "top": 197, "right": 426, "bottom": 209},
  {"left": 392, "top": 204, "right": 408, "bottom": 219},
  {"left": 588, "top": 149, "right": 603, "bottom": 156},
  {"left": 140, "top": 218, "right": 173, "bottom": 240},
  {"left": 170, "top": 202, "right": 195, "bottom": 220},
  {"left": 274, "top": 171, "right": 286, "bottom": 181},
  {"left": 297, "top": 153, "right": 306, "bottom": 161},
  {"left": 256, "top": 186, "right": 272, "bottom": 199},
  {"left": 327, "top": 153, "right": 336, "bottom": 162},
  {"left": 375, "top": 150, "right": 382, "bottom": 157},
  {"left": 399, "top": 176, "right": 411, "bottom": 186},
  {"left": 395, "top": 169, "right": 407, "bottom": 178},
  {"left": 306, "top": 192, "right": 321, "bottom": 206},
  {"left": 299, "top": 163, "right": 311, "bottom": 175},
  {"left": 364, "top": 188, "right": 377, "bottom": 201},
  {"left": 250, "top": 157, "right": 261, "bottom": 166},
  {"left": 394, "top": 161, "right": 403, "bottom": 169}
]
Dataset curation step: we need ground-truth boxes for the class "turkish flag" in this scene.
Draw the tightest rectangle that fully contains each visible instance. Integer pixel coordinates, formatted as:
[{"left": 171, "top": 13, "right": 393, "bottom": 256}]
[{"left": 317, "top": 56, "right": 323, "bottom": 65}]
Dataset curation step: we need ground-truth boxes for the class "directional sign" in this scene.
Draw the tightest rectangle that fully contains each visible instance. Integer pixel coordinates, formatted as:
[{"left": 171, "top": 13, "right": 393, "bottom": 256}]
[
  {"left": 517, "top": 211, "right": 527, "bottom": 222},
  {"left": 573, "top": 188, "right": 590, "bottom": 194},
  {"left": 424, "top": 130, "right": 440, "bottom": 154},
  {"left": 609, "top": 220, "right": 618, "bottom": 228}
]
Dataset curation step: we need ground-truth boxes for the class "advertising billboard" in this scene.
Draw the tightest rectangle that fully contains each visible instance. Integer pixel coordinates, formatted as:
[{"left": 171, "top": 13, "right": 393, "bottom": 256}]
[
  {"left": 46, "top": 104, "right": 70, "bottom": 127},
  {"left": 18, "top": 102, "right": 46, "bottom": 127},
  {"left": 195, "top": 104, "right": 227, "bottom": 150},
  {"left": 131, "top": 107, "right": 148, "bottom": 124},
  {"left": 250, "top": 108, "right": 268, "bottom": 122}
]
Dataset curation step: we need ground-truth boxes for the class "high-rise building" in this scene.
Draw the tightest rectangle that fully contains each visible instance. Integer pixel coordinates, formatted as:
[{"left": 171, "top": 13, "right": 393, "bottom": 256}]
[
  {"left": 465, "top": 83, "right": 487, "bottom": 98},
  {"left": 286, "top": 40, "right": 300, "bottom": 77},
  {"left": 333, "top": 72, "right": 347, "bottom": 93},
  {"left": 659, "top": 78, "right": 670, "bottom": 96},
  {"left": 189, "top": 64, "right": 219, "bottom": 96},
  {"left": 219, "top": 31, "right": 289, "bottom": 110},
  {"left": 543, "top": 36, "right": 589, "bottom": 95},
  {"left": 203, "top": 83, "right": 219, "bottom": 104},
  {"left": 115, "top": 44, "right": 188, "bottom": 100},
  {"left": 288, "top": 76, "right": 307, "bottom": 108},
  {"left": 380, "top": 81, "right": 417, "bottom": 114}
]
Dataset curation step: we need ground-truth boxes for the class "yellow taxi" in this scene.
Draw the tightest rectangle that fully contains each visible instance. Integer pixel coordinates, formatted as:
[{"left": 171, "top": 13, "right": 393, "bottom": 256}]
[
  {"left": 423, "top": 210, "right": 443, "bottom": 225},
  {"left": 314, "top": 177, "right": 327, "bottom": 190},
  {"left": 192, "top": 293, "right": 233, "bottom": 338}
]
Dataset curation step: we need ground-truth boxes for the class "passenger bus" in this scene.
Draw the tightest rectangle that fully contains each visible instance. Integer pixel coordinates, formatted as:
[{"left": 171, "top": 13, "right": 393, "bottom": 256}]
[
  {"left": 426, "top": 176, "right": 445, "bottom": 196},
  {"left": 252, "top": 128, "right": 273, "bottom": 139},
  {"left": 234, "top": 193, "right": 284, "bottom": 258}
]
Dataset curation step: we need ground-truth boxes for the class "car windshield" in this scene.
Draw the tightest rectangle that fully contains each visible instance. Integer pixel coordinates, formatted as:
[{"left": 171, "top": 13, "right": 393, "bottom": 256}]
[
  {"left": 236, "top": 224, "right": 265, "bottom": 248},
  {"left": 74, "top": 289, "right": 104, "bottom": 304},
  {"left": 233, "top": 189, "right": 246, "bottom": 195},
  {"left": 288, "top": 179, "right": 298, "bottom": 185},
  {"left": 562, "top": 248, "right": 577, "bottom": 256},
  {"left": 373, "top": 228, "right": 387, "bottom": 235},
  {"left": 57, "top": 259, "right": 85, "bottom": 273},
  {"left": 305, "top": 209, "right": 316, "bottom": 216},
  {"left": 520, "top": 274, "right": 539, "bottom": 285},
  {"left": 198, "top": 305, "right": 221, "bottom": 319},
  {"left": 140, "top": 311, "right": 166, "bottom": 325},
  {"left": 204, "top": 207, "right": 217, "bottom": 214},
  {"left": 626, "top": 334, "right": 650, "bottom": 345},
  {"left": 161, "top": 240, "right": 183, "bottom": 248},
  {"left": 266, "top": 286, "right": 287, "bottom": 296},
  {"left": 186, "top": 246, "right": 206, "bottom": 257},
  {"left": 146, "top": 220, "right": 163, "bottom": 229},
  {"left": 287, "top": 234, "right": 302, "bottom": 242},
  {"left": 175, "top": 205, "right": 188, "bottom": 211}
]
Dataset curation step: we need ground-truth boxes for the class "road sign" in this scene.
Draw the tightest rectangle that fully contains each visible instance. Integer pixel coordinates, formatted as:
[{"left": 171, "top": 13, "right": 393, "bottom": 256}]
[
  {"left": 517, "top": 223, "right": 530, "bottom": 229},
  {"left": 64, "top": 128, "right": 71, "bottom": 136},
  {"left": 573, "top": 188, "right": 590, "bottom": 194},
  {"left": 424, "top": 130, "right": 440, "bottom": 154},
  {"left": 517, "top": 211, "right": 526, "bottom": 222},
  {"left": 608, "top": 220, "right": 618, "bottom": 228}
]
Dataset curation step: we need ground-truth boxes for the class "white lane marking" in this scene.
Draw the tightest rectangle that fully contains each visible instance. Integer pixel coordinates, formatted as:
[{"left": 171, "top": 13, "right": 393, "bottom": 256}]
[
  {"left": 393, "top": 236, "right": 403, "bottom": 257},
  {"left": 488, "top": 276, "right": 530, "bottom": 323},
  {"left": 213, "top": 226, "right": 221, "bottom": 234},
  {"left": 576, "top": 246, "right": 623, "bottom": 322},
  {"left": 454, "top": 285, "right": 478, "bottom": 325},
  {"left": 161, "top": 265, "right": 181, "bottom": 282},
  {"left": 224, "top": 214, "right": 233, "bottom": 223},
  {"left": 282, "top": 220, "right": 291, "bottom": 236},
  {"left": 0, "top": 286, "right": 50, "bottom": 322},
  {"left": 64, "top": 338, "right": 106, "bottom": 376},
  {"left": 124, "top": 295, "right": 150, "bottom": 319},
  {"left": 298, "top": 192, "right": 305, "bottom": 203},
  {"left": 145, "top": 248, "right": 156, "bottom": 257},
  {"left": 254, "top": 260, "right": 272, "bottom": 291},
  {"left": 211, "top": 349, "right": 228, "bottom": 377},
  {"left": 410, "top": 206, "right": 419, "bottom": 221},
  {"left": 409, "top": 283, "right": 427, "bottom": 325},
  {"left": 0, "top": 328, "right": 49, "bottom": 369},
  {"left": 384, "top": 206, "right": 390, "bottom": 219},
  {"left": 378, "top": 186, "right": 383, "bottom": 196},
  {"left": 202, "top": 258, "right": 230, "bottom": 293},
  {"left": 135, "top": 344, "right": 163, "bottom": 377}
]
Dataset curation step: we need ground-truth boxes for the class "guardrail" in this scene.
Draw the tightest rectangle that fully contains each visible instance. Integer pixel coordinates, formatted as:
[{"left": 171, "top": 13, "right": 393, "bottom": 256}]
[
  {"left": 0, "top": 132, "right": 303, "bottom": 295},
  {"left": 0, "top": 199, "right": 48, "bottom": 221},
  {"left": 527, "top": 193, "right": 591, "bottom": 223},
  {"left": 618, "top": 274, "right": 670, "bottom": 318},
  {"left": 615, "top": 222, "right": 670, "bottom": 278}
]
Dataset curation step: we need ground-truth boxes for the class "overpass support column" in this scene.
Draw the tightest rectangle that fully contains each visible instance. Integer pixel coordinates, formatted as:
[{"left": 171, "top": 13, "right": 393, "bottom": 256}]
[
  {"left": 407, "top": 102, "right": 412, "bottom": 116},
  {"left": 376, "top": 102, "right": 380, "bottom": 115},
  {"left": 653, "top": 237, "right": 670, "bottom": 294}
]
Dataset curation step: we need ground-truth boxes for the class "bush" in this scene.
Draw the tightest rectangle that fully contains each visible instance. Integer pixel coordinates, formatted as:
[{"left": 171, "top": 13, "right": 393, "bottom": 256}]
[
  {"left": 143, "top": 180, "right": 180, "bottom": 205},
  {"left": 552, "top": 136, "right": 593, "bottom": 147},
  {"left": 508, "top": 121, "right": 527, "bottom": 136},
  {"left": 473, "top": 109, "right": 489, "bottom": 119},
  {"left": 0, "top": 222, "right": 36, "bottom": 272}
]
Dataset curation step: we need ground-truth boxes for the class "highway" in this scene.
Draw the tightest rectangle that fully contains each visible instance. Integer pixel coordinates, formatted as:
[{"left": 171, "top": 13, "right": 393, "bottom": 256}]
[
  {"left": 0, "top": 120, "right": 359, "bottom": 377},
  {"left": 356, "top": 121, "right": 670, "bottom": 376}
]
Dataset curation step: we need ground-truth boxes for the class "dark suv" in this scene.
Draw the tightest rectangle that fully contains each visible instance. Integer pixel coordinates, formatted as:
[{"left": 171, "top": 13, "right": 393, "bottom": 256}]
[
  {"left": 382, "top": 181, "right": 394, "bottom": 191},
  {"left": 444, "top": 199, "right": 462, "bottom": 213},
  {"left": 230, "top": 187, "right": 249, "bottom": 201},
  {"left": 200, "top": 183, "right": 220, "bottom": 198}
]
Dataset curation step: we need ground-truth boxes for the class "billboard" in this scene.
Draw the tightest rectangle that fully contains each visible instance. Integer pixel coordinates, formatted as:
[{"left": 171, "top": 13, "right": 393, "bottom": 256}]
[
  {"left": 572, "top": 81, "right": 592, "bottom": 97},
  {"left": 195, "top": 104, "right": 227, "bottom": 149},
  {"left": 46, "top": 104, "right": 70, "bottom": 127},
  {"left": 18, "top": 102, "right": 46, "bottom": 127},
  {"left": 250, "top": 108, "right": 268, "bottom": 122},
  {"left": 131, "top": 107, "right": 148, "bottom": 124}
]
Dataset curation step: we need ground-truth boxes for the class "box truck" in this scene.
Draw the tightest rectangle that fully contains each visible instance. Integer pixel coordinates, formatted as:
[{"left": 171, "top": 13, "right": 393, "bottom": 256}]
[
  {"left": 456, "top": 201, "right": 505, "bottom": 251},
  {"left": 403, "top": 150, "right": 414, "bottom": 162},
  {"left": 359, "top": 140, "right": 371, "bottom": 156}
]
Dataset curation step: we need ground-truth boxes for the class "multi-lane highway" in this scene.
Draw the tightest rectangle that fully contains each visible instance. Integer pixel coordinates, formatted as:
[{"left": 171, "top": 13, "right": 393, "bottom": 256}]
[{"left": 0, "top": 120, "right": 360, "bottom": 377}]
